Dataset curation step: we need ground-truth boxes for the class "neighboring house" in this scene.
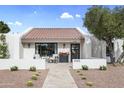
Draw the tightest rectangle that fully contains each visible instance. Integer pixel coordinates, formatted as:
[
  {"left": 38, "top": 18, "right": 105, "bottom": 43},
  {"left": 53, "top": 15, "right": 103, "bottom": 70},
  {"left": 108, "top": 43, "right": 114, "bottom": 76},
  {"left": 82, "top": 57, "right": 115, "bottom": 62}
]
[{"left": 5, "top": 28, "right": 123, "bottom": 63}]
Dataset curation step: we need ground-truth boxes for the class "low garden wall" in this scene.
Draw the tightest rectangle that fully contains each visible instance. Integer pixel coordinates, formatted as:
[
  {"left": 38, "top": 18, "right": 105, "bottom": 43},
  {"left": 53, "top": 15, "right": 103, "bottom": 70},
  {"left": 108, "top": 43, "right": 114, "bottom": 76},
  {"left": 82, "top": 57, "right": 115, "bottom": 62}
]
[
  {"left": 73, "top": 58, "right": 107, "bottom": 69},
  {"left": 0, "top": 59, "right": 46, "bottom": 70}
]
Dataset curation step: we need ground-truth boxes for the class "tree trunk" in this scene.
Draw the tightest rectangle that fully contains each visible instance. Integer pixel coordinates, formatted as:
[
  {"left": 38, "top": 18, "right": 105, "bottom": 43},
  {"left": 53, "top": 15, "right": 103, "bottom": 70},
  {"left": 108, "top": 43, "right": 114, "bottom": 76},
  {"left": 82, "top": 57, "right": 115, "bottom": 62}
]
[
  {"left": 107, "top": 40, "right": 115, "bottom": 63},
  {"left": 116, "top": 51, "right": 124, "bottom": 63}
]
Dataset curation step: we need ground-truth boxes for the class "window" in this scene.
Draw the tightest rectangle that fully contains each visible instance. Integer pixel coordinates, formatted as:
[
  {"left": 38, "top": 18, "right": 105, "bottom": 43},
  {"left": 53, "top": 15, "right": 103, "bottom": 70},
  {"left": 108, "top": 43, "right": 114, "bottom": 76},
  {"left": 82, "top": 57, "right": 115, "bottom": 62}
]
[{"left": 35, "top": 43, "right": 57, "bottom": 57}]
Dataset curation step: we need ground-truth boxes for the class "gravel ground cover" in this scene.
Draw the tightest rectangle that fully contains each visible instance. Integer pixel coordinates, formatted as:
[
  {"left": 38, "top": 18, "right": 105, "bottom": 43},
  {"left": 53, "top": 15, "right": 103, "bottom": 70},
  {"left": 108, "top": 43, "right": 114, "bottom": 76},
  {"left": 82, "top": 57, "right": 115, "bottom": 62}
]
[
  {"left": 70, "top": 64, "right": 124, "bottom": 88},
  {"left": 0, "top": 69, "right": 48, "bottom": 88}
]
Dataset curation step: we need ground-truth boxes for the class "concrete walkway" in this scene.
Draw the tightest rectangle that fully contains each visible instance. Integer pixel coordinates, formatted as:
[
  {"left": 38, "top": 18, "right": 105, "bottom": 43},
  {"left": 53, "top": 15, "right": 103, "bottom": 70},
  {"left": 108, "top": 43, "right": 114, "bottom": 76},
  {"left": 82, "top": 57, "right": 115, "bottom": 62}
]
[{"left": 43, "top": 63, "right": 77, "bottom": 88}]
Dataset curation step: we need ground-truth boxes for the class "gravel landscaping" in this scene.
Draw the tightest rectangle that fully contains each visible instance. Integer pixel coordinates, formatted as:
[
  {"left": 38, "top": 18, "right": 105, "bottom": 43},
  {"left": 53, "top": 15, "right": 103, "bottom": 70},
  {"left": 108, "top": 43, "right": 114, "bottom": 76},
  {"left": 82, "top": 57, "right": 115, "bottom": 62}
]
[
  {"left": 0, "top": 69, "right": 48, "bottom": 88},
  {"left": 70, "top": 64, "right": 124, "bottom": 88}
]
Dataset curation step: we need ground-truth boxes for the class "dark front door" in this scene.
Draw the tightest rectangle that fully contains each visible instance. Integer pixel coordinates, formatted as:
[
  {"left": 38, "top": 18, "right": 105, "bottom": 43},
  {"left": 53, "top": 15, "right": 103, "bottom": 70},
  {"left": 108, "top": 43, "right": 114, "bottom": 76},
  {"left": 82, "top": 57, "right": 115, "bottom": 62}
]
[{"left": 71, "top": 44, "right": 80, "bottom": 62}]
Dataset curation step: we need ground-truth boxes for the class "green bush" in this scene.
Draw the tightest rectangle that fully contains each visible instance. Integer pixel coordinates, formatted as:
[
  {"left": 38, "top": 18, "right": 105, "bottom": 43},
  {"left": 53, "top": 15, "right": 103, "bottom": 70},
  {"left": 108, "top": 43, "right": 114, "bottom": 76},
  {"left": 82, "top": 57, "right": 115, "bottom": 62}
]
[
  {"left": 26, "top": 80, "right": 33, "bottom": 86},
  {"left": 82, "top": 65, "right": 88, "bottom": 70},
  {"left": 10, "top": 66, "right": 18, "bottom": 71},
  {"left": 99, "top": 65, "right": 107, "bottom": 70},
  {"left": 29, "top": 66, "right": 36, "bottom": 71},
  {"left": 31, "top": 75, "right": 38, "bottom": 80}
]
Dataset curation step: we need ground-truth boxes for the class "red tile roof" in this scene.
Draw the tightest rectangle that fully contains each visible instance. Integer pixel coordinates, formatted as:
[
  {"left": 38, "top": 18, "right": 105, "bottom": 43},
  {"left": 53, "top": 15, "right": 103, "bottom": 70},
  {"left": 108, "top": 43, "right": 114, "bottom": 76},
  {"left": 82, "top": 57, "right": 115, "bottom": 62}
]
[{"left": 21, "top": 28, "right": 84, "bottom": 41}]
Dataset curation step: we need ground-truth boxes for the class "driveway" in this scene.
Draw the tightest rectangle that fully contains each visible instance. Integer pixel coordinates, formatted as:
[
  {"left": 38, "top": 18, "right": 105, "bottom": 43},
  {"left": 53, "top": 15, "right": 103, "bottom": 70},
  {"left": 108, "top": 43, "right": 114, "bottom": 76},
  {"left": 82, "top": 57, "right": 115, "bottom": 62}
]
[{"left": 43, "top": 63, "right": 77, "bottom": 88}]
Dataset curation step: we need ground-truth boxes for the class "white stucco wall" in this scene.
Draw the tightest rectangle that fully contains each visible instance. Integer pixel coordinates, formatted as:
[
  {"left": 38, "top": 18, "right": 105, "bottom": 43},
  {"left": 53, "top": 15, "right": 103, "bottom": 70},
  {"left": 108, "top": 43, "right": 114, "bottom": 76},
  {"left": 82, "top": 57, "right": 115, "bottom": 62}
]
[
  {"left": 82, "top": 35, "right": 106, "bottom": 59},
  {"left": 0, "top": 59, "right": 46, "bottom": 69},
  {"left": 73, "top": 58, "right": 107, "bottom": 69},
  {"left": 114, "top": 39, "right": 123, "bottom": 61},
  {"left": 22, "top": 42, "right": 84, "bottom": 62},
  {"left": 22, "top": 42, "right": 73, "bottom": 61},
  {"left": 6, "top": 33, "right": 21, "bottom": 59},
  {"left": 82, "top": 35, "right": 92, "bottom": 58},
  {"left": 90, "top": 36, "right": 106, "bottom": 58},
  {"left": 5, "top": 28, "right": 33, "bottom": 59},
  {"left": 23, "top": 43, "right": 35, "bottom": 59}
]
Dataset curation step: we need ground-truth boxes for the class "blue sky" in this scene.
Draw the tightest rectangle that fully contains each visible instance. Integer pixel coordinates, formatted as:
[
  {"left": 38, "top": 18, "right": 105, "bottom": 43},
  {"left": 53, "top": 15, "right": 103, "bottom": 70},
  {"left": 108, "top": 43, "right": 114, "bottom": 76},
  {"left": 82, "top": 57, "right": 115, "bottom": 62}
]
[{"left": 0, "top": 5, "right": 120, "bottom": 33}]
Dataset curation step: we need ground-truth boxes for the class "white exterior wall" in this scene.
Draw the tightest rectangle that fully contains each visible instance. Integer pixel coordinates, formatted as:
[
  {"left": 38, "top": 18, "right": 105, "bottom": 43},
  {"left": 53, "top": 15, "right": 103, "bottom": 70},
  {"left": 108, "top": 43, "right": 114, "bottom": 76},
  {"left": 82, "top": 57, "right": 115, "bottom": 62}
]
[
  {"left": 6, "top": 33, "right": 21, "bottom": 59},
  {"left": 82, "top": 35, "right": 106, "bottom": 59},
  {"left": 0, "top": 59, "right": 46, "bottom": 69},
  {"left": 114, "top": 39, "right": 123, "bottom": 61},
  {"left": 22, "top": 42, "right": 84, "bottom": 62},
  {"left": 23, "top": 43, "right": 35, "bottom": 59},
  {"left": 82, "top": 35, "right": 92, "bottom": 58},
  {"left": 73, "top": 59, "right": 107, "bottom": 69},
  {"left": 5, "top": 28, "right": 33, "bottom": 59},
  {"left": 90, "top": 36, "right": 106, "bottom": 58},
  {"left": 22, "top": 43, "right": 72, "bottom": 62}
]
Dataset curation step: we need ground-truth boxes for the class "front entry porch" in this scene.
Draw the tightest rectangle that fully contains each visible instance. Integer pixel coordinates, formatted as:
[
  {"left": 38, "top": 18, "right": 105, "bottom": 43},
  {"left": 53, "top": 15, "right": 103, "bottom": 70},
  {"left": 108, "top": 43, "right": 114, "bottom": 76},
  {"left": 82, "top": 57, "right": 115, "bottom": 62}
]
[{"left": 35, "top": 43, "right": 80, "bottom": 63}]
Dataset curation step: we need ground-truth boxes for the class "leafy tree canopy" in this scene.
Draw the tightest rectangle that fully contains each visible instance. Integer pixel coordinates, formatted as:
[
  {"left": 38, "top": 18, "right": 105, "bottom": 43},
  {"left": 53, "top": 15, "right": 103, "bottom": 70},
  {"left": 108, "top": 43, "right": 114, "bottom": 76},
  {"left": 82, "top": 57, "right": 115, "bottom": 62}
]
[
  {"left": 84, "top": 6, "right": 124, "bottom": 41},
  {"left": 84, "top": 6, "right": 124, "bottom": 63},
  {"left": 0, "top": 21, "right": 10, "bottom": 33}
]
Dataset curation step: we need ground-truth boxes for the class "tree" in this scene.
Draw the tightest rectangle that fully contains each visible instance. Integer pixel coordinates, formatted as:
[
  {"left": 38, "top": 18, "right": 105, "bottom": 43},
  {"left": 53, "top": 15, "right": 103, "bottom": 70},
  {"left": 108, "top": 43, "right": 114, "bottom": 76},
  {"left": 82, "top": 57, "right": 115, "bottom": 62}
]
[
  {"left": 0, "top": 21, "right": 10, "bottom": 58},
  {"left": 122, "top": 43, "right": 124, "bottom": 51},
  {"left": 0, "top": 21, "right": 10, "bottom": 33},
  {"left": 84, "top": 6, "right": 124, "bottom": 63}
]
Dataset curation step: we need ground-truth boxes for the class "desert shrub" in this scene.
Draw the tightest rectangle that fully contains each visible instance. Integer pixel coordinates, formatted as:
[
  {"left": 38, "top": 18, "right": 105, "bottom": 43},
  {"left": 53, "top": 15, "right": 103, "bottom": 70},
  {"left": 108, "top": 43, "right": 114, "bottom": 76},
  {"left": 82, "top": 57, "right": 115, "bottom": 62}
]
[
  {"left": 35, "top": 73, "right": 40, "bottom": 76},
  {"left": 10, "top": 66, "right": 18, "bottom": 71},
  {"left": 29, "top": 66, "right": 36, "bottom": 71},
  {"left": 26, "top": 80, "right": 33, "bottom": 86},
  {"left": 33, "top": 72, "right": 40, "bottom": 76},
  {"left": 81, "top": 76, "right": 87, "bottom": 80},
  {"left": 79, "top": 73, "right": 83, "bottom": 76},
  {"left": 86, "top": 82, "right": 93, "bottom": 87},
  {"left": 99, "top": 65, "right": 107, "bottom": 70},
  {"left": 31, "top": 75, "right": 38, "bottom": 80},
  {"left": 82, "top": 65, "right": 88, "bottom": 70},
  {"left": 76, "top": 70, "right": 80, "bottom": 73}
]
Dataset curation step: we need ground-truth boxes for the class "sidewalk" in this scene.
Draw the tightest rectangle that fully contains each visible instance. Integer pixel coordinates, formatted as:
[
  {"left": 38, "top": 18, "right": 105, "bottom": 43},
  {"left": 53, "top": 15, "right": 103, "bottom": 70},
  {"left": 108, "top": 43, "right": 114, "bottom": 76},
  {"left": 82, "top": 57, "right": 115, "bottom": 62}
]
[{"left": 43, "top": 63, "right": 77, "bottom": 88}]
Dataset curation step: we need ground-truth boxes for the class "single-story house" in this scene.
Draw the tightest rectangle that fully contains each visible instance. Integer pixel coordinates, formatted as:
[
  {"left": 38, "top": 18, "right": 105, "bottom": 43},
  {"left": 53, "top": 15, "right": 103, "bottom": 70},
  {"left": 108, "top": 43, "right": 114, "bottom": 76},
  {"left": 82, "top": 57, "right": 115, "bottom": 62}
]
[
  {"left": 5, "top": 27, "right": 124, "bottom": 63},
  {"left": 21, "top": 28, "right": 84, "bottom": 62}
]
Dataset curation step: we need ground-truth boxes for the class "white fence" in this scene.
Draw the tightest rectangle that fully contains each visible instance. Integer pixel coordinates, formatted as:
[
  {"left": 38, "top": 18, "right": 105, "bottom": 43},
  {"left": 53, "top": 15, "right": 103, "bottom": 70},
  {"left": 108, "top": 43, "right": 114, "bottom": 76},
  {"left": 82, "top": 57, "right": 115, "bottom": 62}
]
[
  {"left": 73, "top": 59, "right": 107, "bottom": 69},
  {"left": 0, "top": 59, "right": 46, "bottom": 70}
]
